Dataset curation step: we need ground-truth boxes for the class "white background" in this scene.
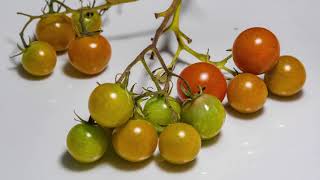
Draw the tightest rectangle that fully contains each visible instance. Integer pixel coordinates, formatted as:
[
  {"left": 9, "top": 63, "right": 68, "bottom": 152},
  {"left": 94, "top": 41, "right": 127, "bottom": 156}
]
[{"left": 1, "top": 0, "right": 319, "bottom": 179}]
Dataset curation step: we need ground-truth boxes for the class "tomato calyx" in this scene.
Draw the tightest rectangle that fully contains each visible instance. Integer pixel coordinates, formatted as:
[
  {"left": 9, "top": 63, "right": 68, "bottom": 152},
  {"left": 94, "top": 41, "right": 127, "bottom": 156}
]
[{"left": 74, "top": 110, "right": 97, "bottom": 125}]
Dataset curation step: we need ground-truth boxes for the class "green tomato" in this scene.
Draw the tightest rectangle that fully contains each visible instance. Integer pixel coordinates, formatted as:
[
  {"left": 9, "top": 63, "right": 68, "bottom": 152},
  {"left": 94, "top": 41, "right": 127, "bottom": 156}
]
[
  {"left": 22, "top": 41, "right": 57, "bottom": 76},
  {"left": 72, "top": 10, "right": 102, "bottom": 33},
  {"left": 143, "top": 96, "right": 181, "bottom": 132},
  {"left": 88, "top": 83, "right": 134, "bottom": 128},
  {"left": 181, "top": 94, "right": 226, "bottom": 140},
  {"left": 66, "top": 123, "right": 108, "bottom": 163}
]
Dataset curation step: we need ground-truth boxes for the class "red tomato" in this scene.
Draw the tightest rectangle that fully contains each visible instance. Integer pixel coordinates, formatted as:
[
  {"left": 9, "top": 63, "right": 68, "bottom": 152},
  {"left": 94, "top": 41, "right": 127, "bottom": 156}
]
[
  {"left": 232, "top": 27, "right": 280, "bottom": 75},
  {"left": 177, "top": 62, "right": 227, "bottom": 102},
  {"left": 68, "top": 35, "right": 111, "bottom": 75}
]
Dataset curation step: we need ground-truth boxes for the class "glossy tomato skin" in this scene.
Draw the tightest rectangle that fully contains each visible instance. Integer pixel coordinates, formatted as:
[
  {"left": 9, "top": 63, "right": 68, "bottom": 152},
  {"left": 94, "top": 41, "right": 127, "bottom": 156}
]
[
  {"left": 112, "top": 120, "right": 158, "bottom": 162},
  {"left": 181, "top": 94, "right": 226, "bottom": 140},
  {"left": 88, "top": 83, "right": 134, "bottom": 128},
  {"left": 227, "top": 73, "right": 268, "bottom": 113},
  {"left": 159, "top": 123, "right": 201, "bottom": 164},
  {"left": 233, "top": 27, "right": 280, "bottom": 74},
  {"left": 177, "top": 62, "right": 227, "bottom": 102},
  {"left": 68, "top": 35, "right": 111, "bottom": 75},
  {"left": 66, "top": 123, "right": 108, "bottom": 163},
  {"left": 143, "top": 96, "right": 181, "bottom": 132},
  {"left": 22, "top": 41, "right": 57, "bottom": 76},
  {"left": 264, "top": 56, "right": 306, "bottom": 96},
  {"left": 72, "top": 10, "right": 102, "bottom": 33},
  {"left": 36, "top": 14, "right": 76, "bottom": 52}
]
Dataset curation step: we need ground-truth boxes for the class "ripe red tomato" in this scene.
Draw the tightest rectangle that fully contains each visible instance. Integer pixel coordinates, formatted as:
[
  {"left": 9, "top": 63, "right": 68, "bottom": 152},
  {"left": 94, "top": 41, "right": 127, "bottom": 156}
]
[
  {"left": 177, "top": 62, "right": 227, "bottom": 102},
  {"left": 68, "top": 35, "right": 112, "bottom": 75},
  {"left": 232, "top": 27, "right": 280, "bottom": 75}
]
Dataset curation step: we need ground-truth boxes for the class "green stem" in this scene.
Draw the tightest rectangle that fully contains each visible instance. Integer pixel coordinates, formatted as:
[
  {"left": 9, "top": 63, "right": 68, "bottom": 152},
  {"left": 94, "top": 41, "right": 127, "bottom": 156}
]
[{"left": 141, "top": 58, "right": 162, "bottom": 91}]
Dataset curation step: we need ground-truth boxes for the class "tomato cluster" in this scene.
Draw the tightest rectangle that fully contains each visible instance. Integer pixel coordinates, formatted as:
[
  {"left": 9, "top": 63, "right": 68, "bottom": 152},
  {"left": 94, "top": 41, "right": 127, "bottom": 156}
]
[
  {"left": 66, "top": 26, "right": 306, "bottom": 166},
  {"left": 15, "top": 0, "right": 306, "bottom": 168},
  {"left": 17, "top": 3, "right": 111, "bottom": 77}
]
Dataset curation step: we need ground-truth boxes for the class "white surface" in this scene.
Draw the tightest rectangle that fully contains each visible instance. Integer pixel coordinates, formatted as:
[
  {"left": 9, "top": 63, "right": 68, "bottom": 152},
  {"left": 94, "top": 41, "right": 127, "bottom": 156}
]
[{"left": 1, "top": 0, "right": 320, "bottom": 179}]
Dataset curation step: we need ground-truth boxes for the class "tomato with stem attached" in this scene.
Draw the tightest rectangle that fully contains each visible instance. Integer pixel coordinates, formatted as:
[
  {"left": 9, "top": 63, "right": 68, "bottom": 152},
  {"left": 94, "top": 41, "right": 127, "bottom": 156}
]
[
  {"left": 177, "top": 62, "right": 227, "bottom": 102},
  {"left": 68, "top": 34, "right": 111, "bottom": 75},
  {"left": 143, "top": 96, "right": 181, "bottom": 132},
  {"left": 72, "top": 10, "right": 102, "bottom": 34},
  {"left": 181, "top": 94, "right": 226, "bottom": 140},
  {"left": 36, "top": 14, "right": 76, "bottom": 52},
  {"left": 22, "top": 41, "right": 57, "bottom": 76},
  {"left": 159, "top": 123, "right": 201, "bottom": 164},
  {"left": 88, "top": 83, "right": 134, "bottom": 128},
  {"left": 227, "top": 73, "right": 268, "bottom": 113},
  {"left": 264, "top": 55, "right": 306, "bottom": 96},
  {"left": 112, "top": 120, "right": 158, "bottom": 162},
  {"left": 232, "top": 27, "right": 280, "bottom": 75},
  {"left": 66, "top": 122, "right": 108, "bottom": 163}
]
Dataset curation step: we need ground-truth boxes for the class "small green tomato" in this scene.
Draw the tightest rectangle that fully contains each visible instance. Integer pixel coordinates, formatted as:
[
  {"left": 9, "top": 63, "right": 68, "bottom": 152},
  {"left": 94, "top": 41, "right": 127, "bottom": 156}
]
[
  {"left": 143, "top": 96, "right": 181, "bottom": 132},
  {"left": 66, "top": 123, "right": 108, "bottom": 163},
  {"left": 181, "top": 94, "right": 226, "bottom": 140}
]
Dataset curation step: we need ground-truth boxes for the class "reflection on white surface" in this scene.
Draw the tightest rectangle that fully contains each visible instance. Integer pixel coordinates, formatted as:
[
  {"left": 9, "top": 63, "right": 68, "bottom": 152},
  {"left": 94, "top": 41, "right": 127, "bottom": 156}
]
[
  {"left": 48, "top": 99, "right": 57, "bottom": 104},
  {"left": 200, "top": 171, "right": 208, "bottom": 175},
  {"left": 247, "top": 151, "right": 254, "bottom": 155}
]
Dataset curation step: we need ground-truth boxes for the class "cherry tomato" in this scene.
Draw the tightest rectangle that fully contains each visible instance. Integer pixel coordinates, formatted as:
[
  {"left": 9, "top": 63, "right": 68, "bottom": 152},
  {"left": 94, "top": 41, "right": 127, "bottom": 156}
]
[
  {"left": 22, "top": 41, "right": 57, "bottom": 76},
  {"left": 159, "top": 123, "right": 201, "bottom": 164},
  {"left": 143, "top": 96, "right": 181, "bottom": 132},
  {"left": 112, "top": 120, "right": 158, "bottom": 162},
  {"left": 177, "top": 62, "right": 227, "bottom": 102},
  {"left": 68, "top": 35, "right": 111, "bottom": 75},
  {"left": 36, "top": 14, "right": 76, "bottom": 52},
  {"left": 227, "top": 73, "right": 268, "bottom": 113},
  {"left": 72, "top": 10, "right": 102, "bottom": 33},
  {"left": 264, "top": 55, "right": 306, "bottom": 96},
  {"left": 233, "top": 27, "right": 280, "bottom": 74},
  {"left": 88, "top": 83, "right": 134, "bottom": 128},
  {"left": 66, "top": 123, "right": 108, "bottom": 163},
  {"left": 181, "top": 94, "right": 225, "bottom": 139}
]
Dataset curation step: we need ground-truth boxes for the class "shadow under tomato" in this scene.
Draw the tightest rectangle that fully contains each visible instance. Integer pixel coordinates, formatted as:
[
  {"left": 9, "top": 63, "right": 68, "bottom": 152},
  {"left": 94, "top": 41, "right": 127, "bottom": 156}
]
[
  {"left": 62, "top": 62, "right": 107, "bottom": 79},
  {"left": 202, "top": 132, "right": 222, "bottom": 148},
  {"left": 224, "top": 104, "right": 265, "bottom": 120},
  {"left": 101, "top": 144, "right": 153, "bottom": 171},
  {"left": 154, "top": 153, "right": 197, "bottom": 173},
  {"left": 268, "top": 90, "right": 304, "bottom": 102},
  {"left": 60, "top": 151, "right": 98, "bottom": 171},
  {"left": 8, "top": 63, "right": 51, "bottom": 81}
]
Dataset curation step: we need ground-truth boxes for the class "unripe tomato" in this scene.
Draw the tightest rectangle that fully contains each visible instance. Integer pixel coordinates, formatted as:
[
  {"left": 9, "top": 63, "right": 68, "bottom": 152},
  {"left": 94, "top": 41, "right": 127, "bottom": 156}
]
[
  {"left": 143, "top": 96, "right": 181, "bottom": 131},
  {"left": 66, "top": 123, "right": 108, "bottom": 163},
  {"left": 181, "top": 94, "right": 226, "bottom": 139},
  {"left": 112, "top": 120, "right": 158, "bottom": 162},
  {"left": 227, "top": 73, "right": 268, "bottom": 113},
  {"left": 88, "top": 83, "right": 134, "bottom": 128},
  {"left": 159, "top": 123, "right": 201, "bottom": 164},
  {"left": 177, "top": 62, "right": 227, "bottom": 102},
  {"left": 36, "top": 14, "right": 76, "bottom": 51},
  {"left": 68, "top": 35, "right": 112, "bottom": 75},
  {"left": 233, "top": 27, "right": 280, "bottom": 74},
  {"left": 72, "top": 10, "right": 102, "bottom": 33},
  {"left": 264, "top": 56, "right": 306, "bottom": 96},
  {"left": 22, "top": 41, "right": 57, "bottom": 76}
]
